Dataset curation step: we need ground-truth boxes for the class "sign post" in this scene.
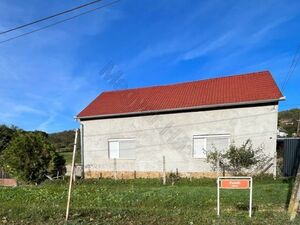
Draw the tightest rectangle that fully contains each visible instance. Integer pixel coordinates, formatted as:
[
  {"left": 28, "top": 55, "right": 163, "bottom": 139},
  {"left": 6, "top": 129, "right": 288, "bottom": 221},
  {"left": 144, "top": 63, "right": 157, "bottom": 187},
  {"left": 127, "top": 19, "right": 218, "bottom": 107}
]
[{"left": 217, "top": 177, "right": 253, "bottom": 217}]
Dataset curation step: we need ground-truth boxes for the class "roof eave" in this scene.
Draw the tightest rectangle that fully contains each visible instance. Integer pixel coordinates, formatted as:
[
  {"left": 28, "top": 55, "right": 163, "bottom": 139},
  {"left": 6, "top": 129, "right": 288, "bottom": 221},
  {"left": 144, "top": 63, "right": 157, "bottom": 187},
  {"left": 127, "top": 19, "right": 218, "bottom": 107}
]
[{"left": 75, "top": 97, "right": 285, "bottom": 121}]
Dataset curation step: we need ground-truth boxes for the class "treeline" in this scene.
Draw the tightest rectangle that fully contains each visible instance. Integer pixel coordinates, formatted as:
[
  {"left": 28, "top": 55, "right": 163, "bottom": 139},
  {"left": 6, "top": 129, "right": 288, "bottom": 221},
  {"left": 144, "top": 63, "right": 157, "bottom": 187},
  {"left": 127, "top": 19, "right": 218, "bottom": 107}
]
[{"left": 278, "top": 108, "right": 300, "bottom": 136}]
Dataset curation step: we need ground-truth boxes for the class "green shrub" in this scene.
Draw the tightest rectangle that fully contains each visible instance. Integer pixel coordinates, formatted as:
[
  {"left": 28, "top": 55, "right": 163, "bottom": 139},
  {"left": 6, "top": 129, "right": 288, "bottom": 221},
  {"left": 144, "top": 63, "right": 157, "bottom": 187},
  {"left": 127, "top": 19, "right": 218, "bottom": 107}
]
[
  {"left": 0, "top": 132, "right": 65, "bottom": 183},
  {"left": 0, "top": 125, "right": 18, "bottom": 154},
  {"left": 206, "top": 139, "right": 267, "bottom": 175}
]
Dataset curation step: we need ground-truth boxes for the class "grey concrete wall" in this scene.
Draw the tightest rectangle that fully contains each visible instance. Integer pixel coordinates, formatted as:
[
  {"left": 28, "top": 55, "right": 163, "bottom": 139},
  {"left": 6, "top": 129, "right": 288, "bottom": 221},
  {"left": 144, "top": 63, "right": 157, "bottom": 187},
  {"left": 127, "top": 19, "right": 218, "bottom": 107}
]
[{"left": 81, "top": 104, "right": 278, "bottom": 176}]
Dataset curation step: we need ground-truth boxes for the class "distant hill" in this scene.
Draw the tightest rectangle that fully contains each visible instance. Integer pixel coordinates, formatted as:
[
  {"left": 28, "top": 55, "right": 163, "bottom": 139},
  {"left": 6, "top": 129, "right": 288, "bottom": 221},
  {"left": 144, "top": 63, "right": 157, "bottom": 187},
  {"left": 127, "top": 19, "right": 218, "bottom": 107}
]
[
  {"left": 48, "top": 130, "right": 80, "bottom": 153},
  {"left": 278, "top": 108, "right": 300, "bottom": 137},
  {"left": 48, "top": 130, "right": 81, "bottom": 164}
]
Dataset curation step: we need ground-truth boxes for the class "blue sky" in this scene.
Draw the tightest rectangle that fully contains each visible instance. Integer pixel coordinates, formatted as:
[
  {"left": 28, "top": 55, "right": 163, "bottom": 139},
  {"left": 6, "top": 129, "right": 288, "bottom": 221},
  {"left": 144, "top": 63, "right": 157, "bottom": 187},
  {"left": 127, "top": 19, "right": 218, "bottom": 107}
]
[{"left": 0, "top": 0, "right": 299, "bottom": 133}]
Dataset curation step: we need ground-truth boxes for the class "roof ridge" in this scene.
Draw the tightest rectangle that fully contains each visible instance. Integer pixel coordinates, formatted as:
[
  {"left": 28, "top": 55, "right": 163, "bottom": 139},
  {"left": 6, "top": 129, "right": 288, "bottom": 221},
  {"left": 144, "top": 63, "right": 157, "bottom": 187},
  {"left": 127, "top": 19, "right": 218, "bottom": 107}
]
[{"left": 102, "top": 70, "right": 271, "bottom": 94}]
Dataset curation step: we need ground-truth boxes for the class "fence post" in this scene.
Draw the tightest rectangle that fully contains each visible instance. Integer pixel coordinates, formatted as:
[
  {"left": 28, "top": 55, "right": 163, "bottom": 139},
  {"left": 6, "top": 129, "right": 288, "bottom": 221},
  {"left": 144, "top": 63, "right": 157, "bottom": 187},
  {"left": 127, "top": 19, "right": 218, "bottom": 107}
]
[
  {"left": 273, "top": 152, "right": 277, "bottom": 180},
  {"left": 114, "top": 158, "right": 117, "bottom": 180},
  {"left": 163, "top": 156, "right": 166, "bottom": 185},
  {"left": 216, "top": 157, "right": 220, "bottom": 177},
  {"left": 289, "top": 160, "right": 300, "bottom": 220}
]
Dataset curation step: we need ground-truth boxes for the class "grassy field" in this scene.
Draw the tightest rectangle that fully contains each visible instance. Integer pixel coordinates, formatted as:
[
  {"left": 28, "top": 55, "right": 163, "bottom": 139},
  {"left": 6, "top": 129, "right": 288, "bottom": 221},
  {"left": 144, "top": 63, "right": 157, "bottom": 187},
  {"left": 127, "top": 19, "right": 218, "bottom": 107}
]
[
  {"left": 0, "top": 177, "right": 299, "bottom": 225},
  {"left": 59, "top": 151, "right": 81, "bottom": 165}
]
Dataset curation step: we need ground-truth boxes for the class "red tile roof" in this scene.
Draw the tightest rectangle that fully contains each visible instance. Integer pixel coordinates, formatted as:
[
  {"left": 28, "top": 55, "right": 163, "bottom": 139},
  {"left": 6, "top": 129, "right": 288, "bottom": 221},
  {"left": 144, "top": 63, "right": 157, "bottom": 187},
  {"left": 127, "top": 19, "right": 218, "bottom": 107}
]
[{"left": 77, "top": 71, "right": 283, "bottom": 118}]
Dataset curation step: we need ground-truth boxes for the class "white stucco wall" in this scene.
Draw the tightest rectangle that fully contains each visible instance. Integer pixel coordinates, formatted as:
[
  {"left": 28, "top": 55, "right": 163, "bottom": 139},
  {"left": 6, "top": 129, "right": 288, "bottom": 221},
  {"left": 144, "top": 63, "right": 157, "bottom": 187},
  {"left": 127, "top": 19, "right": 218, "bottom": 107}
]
[{"left": 81, "top": 104, "right": 278, "bottom": 175}]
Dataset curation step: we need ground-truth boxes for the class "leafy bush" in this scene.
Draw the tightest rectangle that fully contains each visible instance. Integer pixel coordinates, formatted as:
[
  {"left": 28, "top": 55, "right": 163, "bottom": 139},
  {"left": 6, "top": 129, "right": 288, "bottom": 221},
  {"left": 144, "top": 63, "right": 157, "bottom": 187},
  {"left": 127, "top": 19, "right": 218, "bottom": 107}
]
[
  {"left": 0, "top": 125, "right": 18, "bottom": 154},
  {"left": 0, "top": 132, "right": 65, "bottom": 183},
  {"left": 206, "top": 139, "right": 267, "bottom": 175},
  {"left": 48, "top": 151, "right": 66, "bottom": 178},
  {"left": 278, "top": 108, "right": 300, "bottom": 137},
  {"left": 168, "top": 171, "right": 181, "bottom": 185}
]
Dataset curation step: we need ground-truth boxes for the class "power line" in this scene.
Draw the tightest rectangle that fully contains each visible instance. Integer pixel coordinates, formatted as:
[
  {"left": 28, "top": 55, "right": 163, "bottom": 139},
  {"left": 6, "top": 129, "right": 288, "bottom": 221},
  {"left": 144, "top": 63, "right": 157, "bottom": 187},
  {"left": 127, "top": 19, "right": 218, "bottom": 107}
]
[
  {"left": 0, "top": 0, "right": 120, "bottom": 45},
  {"left": 0, "top": 0, "right": 104, "bottom": 36},
  {"left": 281, "top": 44, "right": 300, "bottom": 93}
]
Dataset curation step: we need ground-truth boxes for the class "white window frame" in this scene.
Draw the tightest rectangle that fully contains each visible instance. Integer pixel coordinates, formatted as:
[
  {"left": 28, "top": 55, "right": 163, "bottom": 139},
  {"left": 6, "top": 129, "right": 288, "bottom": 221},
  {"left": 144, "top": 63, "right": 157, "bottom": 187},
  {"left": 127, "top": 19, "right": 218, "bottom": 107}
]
[
  {"left": 192, "top": 134, "right": 230, "bottom": 159},
  {"left": 108, "top": 138, "right": 136, "bottom": 160}
]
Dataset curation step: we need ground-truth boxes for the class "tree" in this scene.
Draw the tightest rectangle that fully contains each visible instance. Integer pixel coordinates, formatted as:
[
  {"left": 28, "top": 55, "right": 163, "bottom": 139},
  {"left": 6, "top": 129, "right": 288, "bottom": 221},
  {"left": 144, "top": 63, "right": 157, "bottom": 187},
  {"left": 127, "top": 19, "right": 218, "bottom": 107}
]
[
  {"left": 0, "top": 132, "right": 65, "bottom": 183},
  {"left": 0, "top": 125, "right": 18, "bottom": 154},
  {"left": 48, "top": 151, "right": 66, "bottom": 177},
  {"left": 278, "top": 108, "right": 300, "bottom": 137},
  {"left": 206, "top": 139, "right": 267, "bottom": 175}
]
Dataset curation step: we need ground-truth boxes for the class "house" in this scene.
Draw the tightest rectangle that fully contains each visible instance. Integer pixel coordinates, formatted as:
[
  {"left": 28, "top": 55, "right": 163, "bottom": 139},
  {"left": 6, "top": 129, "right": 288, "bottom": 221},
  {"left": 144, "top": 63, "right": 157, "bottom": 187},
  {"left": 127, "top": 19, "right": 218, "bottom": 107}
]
[
  {"left": 277, "top": 128, "right": 288, "bottom": 138},
  {"left": 76, "top": 71, "right": 284, "bottom": 178}
]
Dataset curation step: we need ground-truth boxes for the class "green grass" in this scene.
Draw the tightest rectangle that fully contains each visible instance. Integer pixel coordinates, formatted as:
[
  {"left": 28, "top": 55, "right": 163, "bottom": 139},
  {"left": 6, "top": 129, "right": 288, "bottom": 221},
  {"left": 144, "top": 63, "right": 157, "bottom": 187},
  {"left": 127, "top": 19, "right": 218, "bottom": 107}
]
[
  {"left": 59, "top": 151, "right": 73, "bottom": 164},
  {"left": 0, "top": 177, "right": 299, "bottom": 225},
  {"left": 59, "top": 151, "right": 81, "bottom": 165}
]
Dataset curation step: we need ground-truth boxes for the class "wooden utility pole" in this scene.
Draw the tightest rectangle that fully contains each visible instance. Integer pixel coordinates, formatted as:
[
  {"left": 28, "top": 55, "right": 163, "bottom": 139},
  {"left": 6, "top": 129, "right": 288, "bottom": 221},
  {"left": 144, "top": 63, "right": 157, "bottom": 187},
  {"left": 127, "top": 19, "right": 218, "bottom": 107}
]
[
  {"left": 288, "top": 161, "right": 300, "bottom": 220},
  {"left": 65, "top": 129, "right": 79, "bottom": 222}
]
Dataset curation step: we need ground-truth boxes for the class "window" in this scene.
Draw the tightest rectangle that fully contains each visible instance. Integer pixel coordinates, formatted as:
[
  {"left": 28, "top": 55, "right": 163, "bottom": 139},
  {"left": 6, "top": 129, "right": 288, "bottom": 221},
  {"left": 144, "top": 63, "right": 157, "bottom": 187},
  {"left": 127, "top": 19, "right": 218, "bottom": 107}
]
[
  {"left": 193, "top": 134, "right": 230, "bottom": 158},
  {"left": 108, "top": 138, "right": 136, "bottom": 159}
]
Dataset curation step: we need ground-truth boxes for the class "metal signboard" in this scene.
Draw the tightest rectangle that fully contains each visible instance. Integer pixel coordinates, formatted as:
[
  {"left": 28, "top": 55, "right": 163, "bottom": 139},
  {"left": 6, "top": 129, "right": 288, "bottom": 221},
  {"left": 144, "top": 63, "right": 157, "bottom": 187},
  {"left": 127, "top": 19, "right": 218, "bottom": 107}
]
[{"left": 217, "top": 177, "right": 253, "bottom": 217}]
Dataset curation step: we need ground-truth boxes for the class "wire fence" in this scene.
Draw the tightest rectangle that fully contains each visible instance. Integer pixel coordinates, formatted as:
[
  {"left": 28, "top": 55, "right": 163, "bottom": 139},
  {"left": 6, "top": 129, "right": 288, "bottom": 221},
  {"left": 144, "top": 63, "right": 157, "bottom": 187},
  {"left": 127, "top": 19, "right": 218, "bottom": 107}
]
[{"left": 0, "top": 167, "right": 10, "bottom": 179}]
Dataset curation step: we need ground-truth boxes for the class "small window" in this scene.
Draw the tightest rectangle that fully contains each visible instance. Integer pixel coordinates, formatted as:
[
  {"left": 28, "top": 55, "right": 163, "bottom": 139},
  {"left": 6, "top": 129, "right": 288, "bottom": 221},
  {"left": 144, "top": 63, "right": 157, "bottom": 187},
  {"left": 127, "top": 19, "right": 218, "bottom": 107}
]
[
  {"left": 193, "top": 137, "right": 207, "bottom": 158},
  {"left": 193, "top": 134, "right": 230, "bottom": 158},
  {"left": 108, "top": 138, "right": 136, "bottom": 159}
]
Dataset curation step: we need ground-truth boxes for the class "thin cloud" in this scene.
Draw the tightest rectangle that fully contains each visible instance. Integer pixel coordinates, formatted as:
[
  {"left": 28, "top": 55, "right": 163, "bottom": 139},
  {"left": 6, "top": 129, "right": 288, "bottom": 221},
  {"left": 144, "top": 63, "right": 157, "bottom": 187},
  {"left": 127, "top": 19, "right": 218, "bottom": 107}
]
[
  {"left": 180, "top": 32, "right": 234, "bottom": 61},
  {"left": 37, "top": 111, "right": 57, "bottom": 131},
  {"left": 0, "top": 0, "right": 122, "bottom": 132},
  {"left": 0, "top": 101, "right": 47, "bottom": 122},
  {"left": 249, "top": 17, "right": 290, "bottom": 43},
  {"left": 0, "top": 0, "right": 299, "bottom": 132}
]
